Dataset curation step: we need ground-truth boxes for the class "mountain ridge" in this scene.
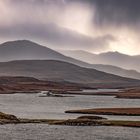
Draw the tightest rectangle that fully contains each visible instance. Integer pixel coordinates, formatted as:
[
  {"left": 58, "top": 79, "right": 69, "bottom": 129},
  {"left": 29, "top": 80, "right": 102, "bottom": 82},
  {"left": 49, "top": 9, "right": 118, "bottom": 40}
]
[{"left": 0, "top": 59, "right": 139, "bottom": 86}]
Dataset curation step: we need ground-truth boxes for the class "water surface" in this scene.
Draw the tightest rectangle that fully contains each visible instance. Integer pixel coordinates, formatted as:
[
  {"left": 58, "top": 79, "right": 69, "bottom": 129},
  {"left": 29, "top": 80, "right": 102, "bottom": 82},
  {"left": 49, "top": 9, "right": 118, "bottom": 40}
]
[
  {"left": 0, "top": 92, "right": 140, "bottom": 140},
  {"left": 0, "top": 93, "right": 139, "bottom": 120}
]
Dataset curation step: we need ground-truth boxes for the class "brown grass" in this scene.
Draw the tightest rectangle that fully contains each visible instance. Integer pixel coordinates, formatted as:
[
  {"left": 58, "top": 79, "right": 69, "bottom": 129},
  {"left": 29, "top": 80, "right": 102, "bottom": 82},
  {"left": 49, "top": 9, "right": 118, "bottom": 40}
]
[
  {"left": 65, "top": 108, "right": 140, "bottom": 116},
  {"left": 116, "top": 93, "right": 140, "bottom": 99}
]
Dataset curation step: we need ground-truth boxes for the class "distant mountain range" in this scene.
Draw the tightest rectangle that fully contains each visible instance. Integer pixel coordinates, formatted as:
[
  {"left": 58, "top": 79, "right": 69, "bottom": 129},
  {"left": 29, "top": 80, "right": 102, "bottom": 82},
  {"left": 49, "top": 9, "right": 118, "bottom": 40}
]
[
  {"left": 0, "top": 60, "right": 139, "bottom": 87},
  {"left": 92, "top": 64, "right": 140, "bottom": 80},
  {"left": 0, "top": 40, "right": 140, "bottom": 80},
  {"left": 60, "top": 50, "right": 140, "bottom": 72}
]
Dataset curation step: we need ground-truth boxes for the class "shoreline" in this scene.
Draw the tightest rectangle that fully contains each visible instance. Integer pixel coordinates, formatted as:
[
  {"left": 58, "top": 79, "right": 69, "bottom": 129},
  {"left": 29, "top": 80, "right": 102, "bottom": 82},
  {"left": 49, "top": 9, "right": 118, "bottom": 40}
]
[
  {"left": 0, "top": 112, "right": 140, "bottom": 128},
  {"left": 65, "top": 108, "right": 140, "bottom": 116}
]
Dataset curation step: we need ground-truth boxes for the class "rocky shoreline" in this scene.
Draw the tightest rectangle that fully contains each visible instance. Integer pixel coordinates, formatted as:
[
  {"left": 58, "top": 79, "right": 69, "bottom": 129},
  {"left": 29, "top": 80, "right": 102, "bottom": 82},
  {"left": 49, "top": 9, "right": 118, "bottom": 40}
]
[{"left": 0, "top": 112, "right": 140, "bottom": 128}]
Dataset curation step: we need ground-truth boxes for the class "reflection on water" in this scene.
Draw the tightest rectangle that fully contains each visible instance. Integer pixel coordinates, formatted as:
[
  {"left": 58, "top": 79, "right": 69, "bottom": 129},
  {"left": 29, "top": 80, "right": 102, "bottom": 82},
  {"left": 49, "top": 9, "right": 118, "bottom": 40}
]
[{"left": 82, "top": 89, "right": 121, "bottom": 93}]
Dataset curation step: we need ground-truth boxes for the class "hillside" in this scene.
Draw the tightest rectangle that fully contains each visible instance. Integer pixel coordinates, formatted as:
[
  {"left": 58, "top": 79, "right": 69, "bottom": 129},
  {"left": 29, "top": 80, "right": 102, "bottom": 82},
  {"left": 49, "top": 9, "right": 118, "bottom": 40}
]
[
  {"left": 0, "top": 60, "right": 139, "bottom": 85},
  {"left": 0, "top": 76, "right": 39, "bottom": 84},
  {"left": 92, "top": 64, "right": 140, "bottom": 80}
]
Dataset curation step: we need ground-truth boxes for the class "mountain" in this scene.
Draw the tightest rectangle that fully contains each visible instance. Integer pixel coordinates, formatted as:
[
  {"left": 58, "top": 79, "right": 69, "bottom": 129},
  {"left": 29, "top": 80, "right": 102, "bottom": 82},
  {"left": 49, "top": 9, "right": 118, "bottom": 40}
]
[
  {"left": 0, "top": 60, "right": 139, "bottom": 86},
  {"left": 60, "top": 50, "right": 140, "bottom": 72},
  {"left": 0, "top": 40, "right": 90, "bottom": 68}
]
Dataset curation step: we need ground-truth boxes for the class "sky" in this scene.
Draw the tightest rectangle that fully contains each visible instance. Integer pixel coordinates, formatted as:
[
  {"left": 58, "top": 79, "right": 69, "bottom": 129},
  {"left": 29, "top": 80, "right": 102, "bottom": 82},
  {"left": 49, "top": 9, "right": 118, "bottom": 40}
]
[{"left": 0, "top": 0, "right": 140, "bottom": 55}]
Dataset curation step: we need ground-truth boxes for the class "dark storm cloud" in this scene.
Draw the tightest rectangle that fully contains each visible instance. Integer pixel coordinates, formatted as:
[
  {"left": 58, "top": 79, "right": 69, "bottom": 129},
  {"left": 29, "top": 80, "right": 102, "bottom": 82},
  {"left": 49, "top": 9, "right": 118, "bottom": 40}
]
[
  {"left": 68, "top": 0, "right": 140, "bottom": 28},
  {"left": 93, "top": 0, "right": 140, "bottom": 28},
  {"left": 0, "top": 23, "right": 115, "bottom": 50}
]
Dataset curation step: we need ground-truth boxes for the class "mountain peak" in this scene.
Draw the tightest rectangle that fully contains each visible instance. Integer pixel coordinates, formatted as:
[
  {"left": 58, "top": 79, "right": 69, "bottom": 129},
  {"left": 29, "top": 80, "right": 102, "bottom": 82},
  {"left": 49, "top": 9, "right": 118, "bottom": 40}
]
[
  {"left": 100, "top": 51, "right": 120, "bottom": 55},
  {"left": 99, "top": 51, "right": 130, "bottom": 57},
  {"left": 0, "top": 39, "right": 67, "bottom": 62},
  {"left": 1, "top": 40, "right": 39, "bottom": 47}
]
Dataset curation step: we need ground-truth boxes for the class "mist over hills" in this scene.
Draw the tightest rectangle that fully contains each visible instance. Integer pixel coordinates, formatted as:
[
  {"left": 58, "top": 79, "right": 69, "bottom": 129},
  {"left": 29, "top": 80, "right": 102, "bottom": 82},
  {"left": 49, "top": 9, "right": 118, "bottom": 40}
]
[
  {"left": 60, "top": 50, "right": 140, "bottom": 72},
  {"left": 0, "top": 40, "right": 140, "bottom": 80}
]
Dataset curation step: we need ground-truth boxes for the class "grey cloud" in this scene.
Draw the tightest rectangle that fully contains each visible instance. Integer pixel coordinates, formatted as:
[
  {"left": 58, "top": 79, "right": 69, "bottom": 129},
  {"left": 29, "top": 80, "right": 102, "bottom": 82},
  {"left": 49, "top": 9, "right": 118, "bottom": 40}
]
[
  {"left": 6, "top": 0, "right": 140, "bottom": 28},
  {"left": 0, "top": 23, "right": 115, "bottom": 50},
  {"left": 8, "top": 0, "right": 66, "bottom": 6}
]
